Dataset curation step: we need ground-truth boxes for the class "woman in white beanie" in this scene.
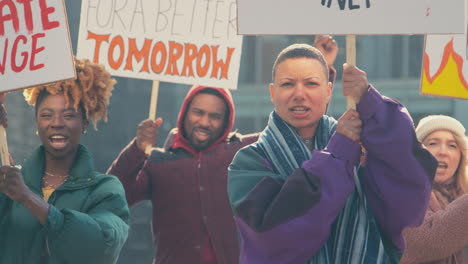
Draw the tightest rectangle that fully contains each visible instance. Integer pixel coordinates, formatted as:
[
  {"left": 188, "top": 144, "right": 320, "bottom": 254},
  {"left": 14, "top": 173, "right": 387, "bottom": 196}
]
[{"left": 401, "top": 115, "right": 468, "bottom": 264}]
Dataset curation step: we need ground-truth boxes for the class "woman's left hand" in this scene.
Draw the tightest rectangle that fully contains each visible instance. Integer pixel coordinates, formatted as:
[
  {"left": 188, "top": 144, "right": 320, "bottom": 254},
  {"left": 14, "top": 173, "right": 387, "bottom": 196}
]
[
  {"left": 0, "top": 166, "right": 32, "bottom": 203},
  {"left": 342, "top": 63, "right": 369, "bottom": 103},
  {"left": 336, "top": 109, "right": 362, "bottom": 142}
]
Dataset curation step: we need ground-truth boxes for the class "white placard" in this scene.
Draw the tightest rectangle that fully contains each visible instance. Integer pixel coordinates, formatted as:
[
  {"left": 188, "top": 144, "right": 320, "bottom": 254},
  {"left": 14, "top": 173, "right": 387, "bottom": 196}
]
[
  {"left": 421, "top": 35, "right": 468, "bottom": 99},
  {"left": 421, "top": 1, "right": 468, "bottom": 100},
  {"left": 238, "top": 0, "right": 465, "bottom": 35},
  {"left": 77, "top": 0, "right": 243, "bottom": 90},
  {"left": 0, "top": 0, "right": 75, "bottom": 92}
]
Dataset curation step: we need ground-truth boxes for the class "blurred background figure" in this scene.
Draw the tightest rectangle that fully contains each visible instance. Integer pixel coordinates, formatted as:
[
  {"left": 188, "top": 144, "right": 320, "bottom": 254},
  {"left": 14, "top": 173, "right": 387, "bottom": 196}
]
[{"left": 402, "top": 115, "right": 468, "bottom": 264}]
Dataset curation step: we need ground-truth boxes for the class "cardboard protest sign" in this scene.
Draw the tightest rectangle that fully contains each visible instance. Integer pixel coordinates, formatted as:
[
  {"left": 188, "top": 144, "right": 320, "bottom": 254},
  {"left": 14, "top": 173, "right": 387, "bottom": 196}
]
[
  {"left": 77, "top": 0, "right": 243, "bottom": 90},
  {"left": 0, "top": 0, "right": 75, "bottom": 92},
  {"left": 421, "top": 34, "right": 468, "bottom": 100},
  {"left": 421, "top": 0, "right": 468, "bottom": 100},
  {"left": 237, "top": 0, "right": 464, "bottom": 35}
]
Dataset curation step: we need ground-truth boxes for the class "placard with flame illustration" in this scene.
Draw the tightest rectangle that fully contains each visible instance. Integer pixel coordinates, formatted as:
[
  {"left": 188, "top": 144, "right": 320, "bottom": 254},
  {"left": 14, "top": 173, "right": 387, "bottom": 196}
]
[{"left": 421, "top": 34, "right": 468, "bottom": 100}]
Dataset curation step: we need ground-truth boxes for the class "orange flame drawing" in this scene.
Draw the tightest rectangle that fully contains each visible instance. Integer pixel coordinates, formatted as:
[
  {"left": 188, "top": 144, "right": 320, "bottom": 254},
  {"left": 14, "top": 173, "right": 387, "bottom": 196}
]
[{"left": 422, "top": 38, "right": 468, "bottom": 99}]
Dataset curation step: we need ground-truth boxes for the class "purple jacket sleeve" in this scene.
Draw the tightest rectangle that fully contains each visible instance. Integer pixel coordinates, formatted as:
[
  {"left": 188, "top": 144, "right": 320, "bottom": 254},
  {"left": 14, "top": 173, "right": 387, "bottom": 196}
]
[
  {"left": 357, "top": 85, "right": 437, "bottom": 252},
  {"left": 231, "top": 133, "right": 361, "bottom": 263},
  {"left": 107, "top": 139, "right": 152, "bottom": 206}
]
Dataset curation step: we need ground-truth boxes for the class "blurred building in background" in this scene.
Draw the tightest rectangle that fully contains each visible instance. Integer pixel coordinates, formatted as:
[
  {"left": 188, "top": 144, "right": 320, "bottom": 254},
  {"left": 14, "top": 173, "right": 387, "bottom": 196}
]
[{"left": 2, "top": 1, "right": 467, "bottom": 263}]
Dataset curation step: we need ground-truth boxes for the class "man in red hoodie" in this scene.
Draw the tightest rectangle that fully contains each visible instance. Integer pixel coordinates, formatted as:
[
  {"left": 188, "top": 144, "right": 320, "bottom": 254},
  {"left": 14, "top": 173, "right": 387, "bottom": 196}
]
[
  {"left": 108, "top": 85, "right": 257, "bottom": 264},
  {"left": 107, "top": 35, "right": 338, "bottom": 264}
]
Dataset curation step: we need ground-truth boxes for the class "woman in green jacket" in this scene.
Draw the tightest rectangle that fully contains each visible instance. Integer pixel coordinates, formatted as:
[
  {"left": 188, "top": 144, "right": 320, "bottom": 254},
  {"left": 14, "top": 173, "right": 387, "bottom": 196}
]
[{"left": 0, "top": 57, "right": 129, "bottom": 264}]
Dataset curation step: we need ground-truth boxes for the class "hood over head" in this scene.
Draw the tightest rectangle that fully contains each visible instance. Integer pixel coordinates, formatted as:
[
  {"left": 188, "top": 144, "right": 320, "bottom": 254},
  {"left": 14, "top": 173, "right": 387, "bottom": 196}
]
[{"left": 170, "top": 85, "right": 235, "bottom": 154}]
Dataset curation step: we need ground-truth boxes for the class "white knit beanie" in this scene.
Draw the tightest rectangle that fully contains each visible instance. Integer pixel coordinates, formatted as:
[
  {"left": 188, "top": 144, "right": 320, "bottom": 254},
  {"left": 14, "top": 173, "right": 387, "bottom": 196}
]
[{"left": 415, "top": 115, "right": 467, "bottom": 149}]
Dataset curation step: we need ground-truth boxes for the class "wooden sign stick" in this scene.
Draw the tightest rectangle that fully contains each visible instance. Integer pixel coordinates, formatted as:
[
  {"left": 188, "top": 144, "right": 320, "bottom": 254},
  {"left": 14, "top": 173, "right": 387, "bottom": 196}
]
[
  {"left": 149, "top": 80, "right": 160, "bottom": 120},
  {"left": 346, "top": 35, "right": 357, "bottom": 110},
  {"left": 346, "top": 35, "right": 367, "bottom": 162},
  {"left": 0, "top": 125, "right": 10, "bottom": 166},
  {"left": 145, "top": 80, "right": 160, "bottom": 154}
]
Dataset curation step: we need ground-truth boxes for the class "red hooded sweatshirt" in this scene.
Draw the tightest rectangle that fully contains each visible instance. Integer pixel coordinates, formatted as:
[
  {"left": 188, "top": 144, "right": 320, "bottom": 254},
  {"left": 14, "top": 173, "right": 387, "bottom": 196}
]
[{"left": 108, "top": 85, "right": 258, "bottom": 264}]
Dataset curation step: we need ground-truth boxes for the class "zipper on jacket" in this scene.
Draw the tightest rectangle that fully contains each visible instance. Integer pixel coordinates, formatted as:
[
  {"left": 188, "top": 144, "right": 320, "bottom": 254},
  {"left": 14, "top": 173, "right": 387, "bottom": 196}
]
[
  {"left": 197, "top": 154, "right": 202, "bottom": 169},
  {"left": 49, "top": 191, "right": 58, "bottom": 204},
  {"left": 43, "top": 190, "right": 58, "bottom": 258}
]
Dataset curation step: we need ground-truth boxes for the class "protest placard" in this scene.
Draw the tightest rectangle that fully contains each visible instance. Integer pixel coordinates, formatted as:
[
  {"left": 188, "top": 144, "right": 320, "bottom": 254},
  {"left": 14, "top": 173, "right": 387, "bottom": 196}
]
[
  {"left": 77, "top": 0, "right": 243, "bottom": 90},
  {"left": 421, "top": 34, "right": 468, "bottom": 100},
  {"left": 0, "top": 0, "right": 75, "bottom": 92},
  {"left": 421, "top": 0, "right": 468, "bottom": 100},
  {"left": 237, "top": 0, "right": 464, "bottom": 35}
]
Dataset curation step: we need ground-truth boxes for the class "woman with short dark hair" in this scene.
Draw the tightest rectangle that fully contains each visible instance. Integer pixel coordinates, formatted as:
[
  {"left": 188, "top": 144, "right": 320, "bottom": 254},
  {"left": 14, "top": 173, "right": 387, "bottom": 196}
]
[{"left": 228, "top": 43, "right": 437, "bottom": 264}]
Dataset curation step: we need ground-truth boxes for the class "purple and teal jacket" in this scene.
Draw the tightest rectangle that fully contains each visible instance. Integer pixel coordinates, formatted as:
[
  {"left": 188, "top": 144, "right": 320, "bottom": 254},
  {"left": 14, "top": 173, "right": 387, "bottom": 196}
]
[{"left": 228, "top": 86, "right": 437, "bottom": 264}]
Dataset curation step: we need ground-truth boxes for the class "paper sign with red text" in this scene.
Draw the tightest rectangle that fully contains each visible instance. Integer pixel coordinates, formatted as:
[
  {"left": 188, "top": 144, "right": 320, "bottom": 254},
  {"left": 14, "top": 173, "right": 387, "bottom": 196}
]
[{"left": 0, "top": 0, "right": 75, "bottom": 92}]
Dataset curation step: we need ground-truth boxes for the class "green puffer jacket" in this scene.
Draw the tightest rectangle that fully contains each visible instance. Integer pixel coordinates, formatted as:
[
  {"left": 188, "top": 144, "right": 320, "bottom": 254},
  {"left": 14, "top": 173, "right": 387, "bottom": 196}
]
[{"left": 0, "top": 144, "right": 129, "bottom": 264}]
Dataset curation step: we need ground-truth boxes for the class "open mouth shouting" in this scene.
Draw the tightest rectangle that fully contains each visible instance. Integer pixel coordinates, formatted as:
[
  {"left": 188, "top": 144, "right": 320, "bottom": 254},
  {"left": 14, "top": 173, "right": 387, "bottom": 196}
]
[
  {"left": 436, "top": 161, "right": 449, "bottom": 173},
  {"left": 289, "top": 106, "right": 310, "bottom": 117},
  {"left": 437, "top": 162, "right": 448, "bottom": 169},
  {"left": 49, "top": 134, "right": 69, "bottom": 149}
]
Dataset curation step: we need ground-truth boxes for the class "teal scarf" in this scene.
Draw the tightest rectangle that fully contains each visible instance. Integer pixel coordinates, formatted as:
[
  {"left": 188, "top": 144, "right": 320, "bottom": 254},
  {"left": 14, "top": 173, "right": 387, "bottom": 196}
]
[{"left": 256, "top": 111, "right": 396, "bottom": 264}]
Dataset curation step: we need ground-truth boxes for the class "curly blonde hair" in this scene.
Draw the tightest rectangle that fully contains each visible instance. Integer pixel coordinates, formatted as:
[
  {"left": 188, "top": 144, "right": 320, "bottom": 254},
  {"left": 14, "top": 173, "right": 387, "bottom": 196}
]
[{"left": 23, "top": 57, "right": 116, "bottom": 129}]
